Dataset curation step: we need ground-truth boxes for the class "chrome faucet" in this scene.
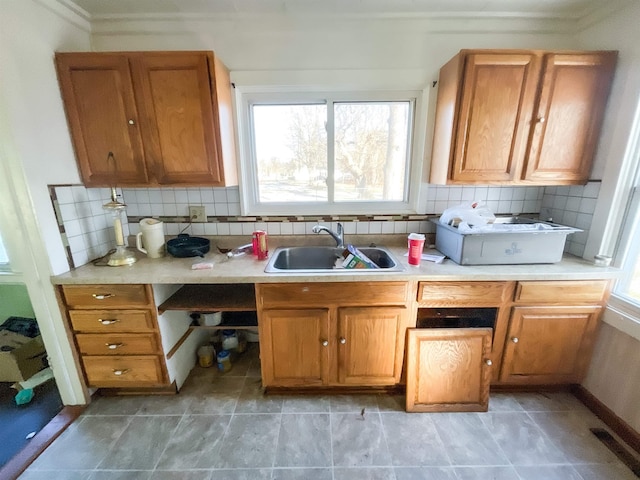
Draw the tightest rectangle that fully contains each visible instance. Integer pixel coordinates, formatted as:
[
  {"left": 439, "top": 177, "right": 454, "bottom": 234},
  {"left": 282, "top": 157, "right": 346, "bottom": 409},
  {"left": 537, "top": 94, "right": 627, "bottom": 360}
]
[{"left": 312, "top": 223, "right": 345, "bottom": 248}]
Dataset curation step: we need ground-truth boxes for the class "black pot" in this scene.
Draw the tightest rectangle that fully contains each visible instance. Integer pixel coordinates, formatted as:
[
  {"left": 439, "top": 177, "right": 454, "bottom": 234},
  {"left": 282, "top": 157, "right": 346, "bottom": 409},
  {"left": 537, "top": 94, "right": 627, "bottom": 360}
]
[{"left": 166, "top": 234, "right": 210, "bottom": 258}]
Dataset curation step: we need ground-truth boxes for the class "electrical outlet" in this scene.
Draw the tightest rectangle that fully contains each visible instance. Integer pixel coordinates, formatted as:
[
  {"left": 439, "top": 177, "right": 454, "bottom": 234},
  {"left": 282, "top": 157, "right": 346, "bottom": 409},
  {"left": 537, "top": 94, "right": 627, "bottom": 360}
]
[{"left": 189, "top": 205, "right": 207, "bottom": 222}]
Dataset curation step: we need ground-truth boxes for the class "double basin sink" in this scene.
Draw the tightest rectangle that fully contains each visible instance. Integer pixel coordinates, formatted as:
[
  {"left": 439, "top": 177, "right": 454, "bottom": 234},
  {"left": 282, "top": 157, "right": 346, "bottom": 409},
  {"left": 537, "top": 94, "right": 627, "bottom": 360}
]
[{"left": 264, "top": 246, "right": 404, "bottom": 273}]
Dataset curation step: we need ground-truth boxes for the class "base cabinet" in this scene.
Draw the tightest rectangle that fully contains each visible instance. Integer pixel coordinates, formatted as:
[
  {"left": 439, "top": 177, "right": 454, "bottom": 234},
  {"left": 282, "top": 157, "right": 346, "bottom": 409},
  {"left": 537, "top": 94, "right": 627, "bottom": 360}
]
[
  {"left": 257, "top": 282, "right": 412, "bottom": 388},
  {"left": 338, "top": 307, "right": 406, "bottom": 385},
  {"left": 406, "top": 328, "right": 492, "bottom": 412},
  {"left": 260, "top": 309, "right": 329, "bottom": 387},
  {"left": 59, "top": 284, "right": 170, "bottom": 389},
  {"left": 499, "top": 305, "right": 601, "bottom": 384}
]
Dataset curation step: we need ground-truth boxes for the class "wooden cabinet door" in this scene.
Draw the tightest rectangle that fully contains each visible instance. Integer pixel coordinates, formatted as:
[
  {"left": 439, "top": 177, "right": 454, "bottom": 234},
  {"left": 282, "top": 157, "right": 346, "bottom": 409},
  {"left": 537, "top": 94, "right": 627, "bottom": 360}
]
[
  {"left": 523, "top": 52, "right": 617, "bottom": 184},
  {"left": 133, "top": 52, "right": 224, "bottom": 185},
  {"left": 451, "top": 52, "right": 540, "bottom": 183},
  {"left": 260, "top": 309, "right": 329, "bottom": 387},
  {"left": 55, "top": 53, "right": 149, "bottom": 186},
  {"left": 500, "top": 306, "right": 601, "bottom": 384},
  {"left": 337, "top": 307, "right": 406, "bottom": 385},
  {"left": 406, "top": 328, "right": 492, "bottom": 412}
]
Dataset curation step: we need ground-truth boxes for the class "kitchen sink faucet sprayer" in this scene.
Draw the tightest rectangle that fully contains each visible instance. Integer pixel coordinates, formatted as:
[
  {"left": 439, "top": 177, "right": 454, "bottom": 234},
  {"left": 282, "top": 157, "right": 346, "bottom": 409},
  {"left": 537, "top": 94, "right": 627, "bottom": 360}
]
[{"left": 312, "top": 223, "right": 344, "bottom": 248}]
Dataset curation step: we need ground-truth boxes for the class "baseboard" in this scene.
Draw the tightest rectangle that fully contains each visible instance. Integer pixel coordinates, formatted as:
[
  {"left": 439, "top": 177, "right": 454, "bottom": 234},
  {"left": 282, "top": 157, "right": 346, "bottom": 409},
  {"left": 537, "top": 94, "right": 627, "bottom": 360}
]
[
  {"left": 572, "top": 384, "right": 640, "bottom": 455},
  {"left": 0, "top": 404, "right": 84, "bottom": 480}
]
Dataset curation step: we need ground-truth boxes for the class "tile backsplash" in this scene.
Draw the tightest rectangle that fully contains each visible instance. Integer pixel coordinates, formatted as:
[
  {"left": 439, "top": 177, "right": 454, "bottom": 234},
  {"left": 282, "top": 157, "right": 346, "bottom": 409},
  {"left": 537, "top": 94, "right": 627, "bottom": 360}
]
[
  {"left": 52, "top": 184, "right": 552, "bottom": 268},
  {"left": 539, "top": 182, "right": 601, "bottom": 258}
]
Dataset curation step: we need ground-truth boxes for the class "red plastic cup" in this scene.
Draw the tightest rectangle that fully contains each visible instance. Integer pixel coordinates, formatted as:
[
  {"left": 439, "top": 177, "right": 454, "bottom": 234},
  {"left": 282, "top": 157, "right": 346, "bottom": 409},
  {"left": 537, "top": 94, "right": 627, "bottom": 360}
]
[{"left": 408, "top": 233, "right": 426, "bottom": 266}]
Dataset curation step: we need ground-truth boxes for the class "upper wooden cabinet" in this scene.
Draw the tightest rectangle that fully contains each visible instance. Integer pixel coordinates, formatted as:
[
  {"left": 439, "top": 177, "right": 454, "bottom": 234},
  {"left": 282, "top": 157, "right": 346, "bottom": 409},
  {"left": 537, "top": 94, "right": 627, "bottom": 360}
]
[
  {"left": 429, "top": 49, "right": 617, "bottom": 185},
  {"left": 55, "top": 51, "right": 237, "bottom": 187}
]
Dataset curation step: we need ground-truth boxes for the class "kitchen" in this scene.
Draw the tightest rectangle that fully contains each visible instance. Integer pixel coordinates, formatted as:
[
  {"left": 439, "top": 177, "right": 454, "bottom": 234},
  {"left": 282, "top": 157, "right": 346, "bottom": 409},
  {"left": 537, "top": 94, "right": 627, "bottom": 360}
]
[{"left": 1, "top": 0, "right": 640, "bottom": 478}]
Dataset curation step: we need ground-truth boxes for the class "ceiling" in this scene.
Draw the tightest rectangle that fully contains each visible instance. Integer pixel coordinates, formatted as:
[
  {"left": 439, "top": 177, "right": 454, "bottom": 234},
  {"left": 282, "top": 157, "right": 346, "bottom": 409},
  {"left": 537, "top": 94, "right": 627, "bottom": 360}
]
[{"left": 61, "top": 0, "right": 631, "bottom": 20}]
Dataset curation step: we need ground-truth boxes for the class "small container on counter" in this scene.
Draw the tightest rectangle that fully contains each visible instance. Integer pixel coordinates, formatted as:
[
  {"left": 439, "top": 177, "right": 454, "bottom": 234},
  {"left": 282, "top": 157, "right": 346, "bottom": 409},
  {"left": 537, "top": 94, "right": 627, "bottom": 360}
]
[
  {"left": 253, "top": 230, "right": 268, "bottom": 260},
  {"left": 217, "top": 349, "right": 232, "bottom": 372}
]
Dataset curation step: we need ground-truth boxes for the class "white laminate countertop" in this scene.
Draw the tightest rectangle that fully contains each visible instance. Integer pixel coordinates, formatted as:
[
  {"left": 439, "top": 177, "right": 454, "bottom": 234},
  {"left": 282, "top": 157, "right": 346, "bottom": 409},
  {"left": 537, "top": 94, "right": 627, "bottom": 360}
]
[{"left": 51, "top": 246, "right": 620, "bottom": 285}]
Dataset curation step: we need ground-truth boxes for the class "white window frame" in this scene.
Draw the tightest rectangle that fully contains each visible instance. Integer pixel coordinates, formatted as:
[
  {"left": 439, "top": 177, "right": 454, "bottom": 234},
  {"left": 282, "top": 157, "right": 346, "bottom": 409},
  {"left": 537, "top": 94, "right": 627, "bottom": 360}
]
[{"left": 236, "top": 87, "right": 426, "bottom": 216}]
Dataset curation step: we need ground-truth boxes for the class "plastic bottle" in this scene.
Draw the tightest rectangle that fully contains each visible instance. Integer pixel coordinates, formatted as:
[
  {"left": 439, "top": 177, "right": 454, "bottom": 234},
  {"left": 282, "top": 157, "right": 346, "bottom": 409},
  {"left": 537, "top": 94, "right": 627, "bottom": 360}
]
[
  {"left": 197, "top": 345, "right": 215, "bottom": 368},
  {"left": 222, "top": 329, "right": 239, "bottom": 350},
  {"left": 217, "top": 349, "right": 232, "bottom": 372}
]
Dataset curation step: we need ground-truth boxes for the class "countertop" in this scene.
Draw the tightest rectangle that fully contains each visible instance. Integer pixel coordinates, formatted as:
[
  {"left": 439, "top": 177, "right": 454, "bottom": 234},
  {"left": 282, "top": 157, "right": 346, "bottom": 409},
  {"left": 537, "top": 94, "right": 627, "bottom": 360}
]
[{"left": 51, "top": 240, "right": 619, "bottom": 285}]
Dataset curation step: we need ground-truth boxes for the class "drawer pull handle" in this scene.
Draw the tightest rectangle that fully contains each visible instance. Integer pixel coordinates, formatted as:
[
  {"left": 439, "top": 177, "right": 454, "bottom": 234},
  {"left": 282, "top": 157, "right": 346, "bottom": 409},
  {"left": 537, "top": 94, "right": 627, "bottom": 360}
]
[
  {"left": 106, "top": 343, "right": 124, "bottom": 350},
  {"left": 92, "top": 293, "right": 115, "bottom": 300},
  {"left": 113, "top": 369, "right": 130, "bottom": 376},
  {"left": 339, "top": 337, "right": 346, "bottom": 345},
  {"left": 511, "top": 337, "right": 519, "bottom": 344},
  {"left": 301, "top": 287, "right": 309, "bottom": 293},
  {"left": 485, "top": 359, "right": 493, "bottom": 366},
  {"left": 98, "top": 318, "right": 120, "bottom": 325},
  {"left": 321, "top": 340, "right": 329, "bottom": 347}
]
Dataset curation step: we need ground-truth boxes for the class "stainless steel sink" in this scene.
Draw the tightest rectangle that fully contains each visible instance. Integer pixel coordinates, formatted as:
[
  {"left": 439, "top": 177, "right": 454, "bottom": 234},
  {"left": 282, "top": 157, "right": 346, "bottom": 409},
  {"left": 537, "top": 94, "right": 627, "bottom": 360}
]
[{"left": 264, "top": 246, "right": 404, "bottom": 273}]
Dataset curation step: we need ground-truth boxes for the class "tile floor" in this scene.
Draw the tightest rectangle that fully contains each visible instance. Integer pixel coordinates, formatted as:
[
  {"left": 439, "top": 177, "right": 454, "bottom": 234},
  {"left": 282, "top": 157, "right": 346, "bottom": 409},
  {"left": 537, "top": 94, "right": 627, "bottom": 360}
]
[{"left": 19, "top": 346, "right": 638, "bottom": 480}]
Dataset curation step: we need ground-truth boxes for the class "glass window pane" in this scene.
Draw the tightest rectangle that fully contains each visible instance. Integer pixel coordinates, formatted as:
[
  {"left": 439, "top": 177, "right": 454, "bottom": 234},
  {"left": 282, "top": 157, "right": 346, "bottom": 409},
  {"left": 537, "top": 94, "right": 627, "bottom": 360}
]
[
  {"left": 334, "top": 102, "right": 409, "bottom": 202},
  {"left": 253, "top": 104, "right": 328, "bottom": 203},
  {"left": 0, "top": 233, "right": 8, "bottom": 265},
  {"left": 627, "top": 254, "right": 640, "bottom": 301}
]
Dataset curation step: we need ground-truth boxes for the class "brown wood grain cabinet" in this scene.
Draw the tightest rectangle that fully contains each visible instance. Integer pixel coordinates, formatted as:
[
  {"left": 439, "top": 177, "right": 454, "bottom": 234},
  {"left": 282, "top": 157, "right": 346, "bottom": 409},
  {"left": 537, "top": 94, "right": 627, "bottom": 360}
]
[
  {"left": 257, "top": 282, "right": 413, "bottom": 388},
  {"left": 55, "top": 51, "right": 237, "bottom": 187},
  {"left": 406, "top": 328, "right": 492, "bottom": 412},
  {"left": 498, "top": 280, "right": 610, "bottom": 385},
  {"left": 430, "top": 49, "right": 617, "bottom": 185},
  {"left": 59, "top": 284, "right": 169, "bottom": 389}
]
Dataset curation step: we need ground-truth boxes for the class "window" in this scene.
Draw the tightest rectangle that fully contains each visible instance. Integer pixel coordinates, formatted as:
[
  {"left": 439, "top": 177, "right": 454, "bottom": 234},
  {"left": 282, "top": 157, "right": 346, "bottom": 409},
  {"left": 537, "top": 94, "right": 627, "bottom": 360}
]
[
  {"left": 614, "top": 184, "right": 640, "bottom": 307},
  {"left": 238, "top": 91, "right": 422, "bottom": 215},
  {"left": 0, "top": 233, "right": 9, "bottom": 269}
]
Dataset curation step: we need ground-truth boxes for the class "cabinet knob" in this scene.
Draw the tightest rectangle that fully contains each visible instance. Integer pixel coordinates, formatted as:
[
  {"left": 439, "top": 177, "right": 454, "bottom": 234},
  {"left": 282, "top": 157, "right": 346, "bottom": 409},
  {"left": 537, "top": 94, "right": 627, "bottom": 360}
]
[
  {"left": 301, "top": 287, "right": 309, "bottom": 293},
  {"left": 98, "top": 318, "right": 120, "bottom": 325},
  {"left": 113, "top": 369, "right": 130, "bottom": 376},
  {"left": 511, "top": 337, "right": 519, "bottom": 344},
  {"left": 339, "top": 337, "right": 346, "bottom": 345},
  {"left": 537, "top": 117, "right": 546, "bottom": 124},
  {"left": 92, "top": 293, "right": 114, "bottom": 300},
  {"left": 106, "top": 343, "right": 124, "bottom": 350},
  {"left": 321, "top": 340, "right": 329, "bottom": 347},
  {"left": 128, "top": 119, "right": 135, "bottom": 125},
  {"left": 485, "top": 359, "right": 493, "bottom": 366}
]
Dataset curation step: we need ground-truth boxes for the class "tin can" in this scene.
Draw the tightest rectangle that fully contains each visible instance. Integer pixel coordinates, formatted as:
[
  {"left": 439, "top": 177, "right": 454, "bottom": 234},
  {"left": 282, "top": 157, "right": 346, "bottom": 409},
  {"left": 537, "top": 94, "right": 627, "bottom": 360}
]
[{"left": 253, "top": 230, "right": 268, "bottom": 260}]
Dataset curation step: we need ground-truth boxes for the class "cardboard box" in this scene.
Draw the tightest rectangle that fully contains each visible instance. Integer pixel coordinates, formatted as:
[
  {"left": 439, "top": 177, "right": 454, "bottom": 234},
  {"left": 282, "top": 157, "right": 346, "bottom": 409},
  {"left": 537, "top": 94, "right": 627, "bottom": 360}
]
[{"left": 0, "top": 330, "right": 46, "bottom": 382}]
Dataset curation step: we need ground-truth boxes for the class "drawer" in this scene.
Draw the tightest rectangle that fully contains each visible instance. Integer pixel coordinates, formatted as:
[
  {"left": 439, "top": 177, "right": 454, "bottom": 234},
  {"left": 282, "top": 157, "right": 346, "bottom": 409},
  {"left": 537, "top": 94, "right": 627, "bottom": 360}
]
[
  {"left": 61, "top": 284, "right": 152, "bottom": 309},
  {"left": 259, "top": 282, "right": 409, "bottom": 308},
  {"left": 76, "top": 333, "right": 160, "bottom": 355},
  {"left": 418, "top": 282, "right": 510, "bottom": 306},
  {"left": 68, "top": 310, "right": 156, "bottom": 333},
  {"left": 82, "top": 355, "right": 166, "bottom": 387},
  {"left": 515, "top": 281, "right": 609, "bottom": 304}
]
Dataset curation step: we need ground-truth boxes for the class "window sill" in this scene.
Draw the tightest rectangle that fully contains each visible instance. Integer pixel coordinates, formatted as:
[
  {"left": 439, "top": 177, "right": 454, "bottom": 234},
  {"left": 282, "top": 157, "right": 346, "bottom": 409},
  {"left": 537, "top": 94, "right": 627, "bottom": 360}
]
[{"left": 603, "top": 295, "right": 640, "bottom": 341}]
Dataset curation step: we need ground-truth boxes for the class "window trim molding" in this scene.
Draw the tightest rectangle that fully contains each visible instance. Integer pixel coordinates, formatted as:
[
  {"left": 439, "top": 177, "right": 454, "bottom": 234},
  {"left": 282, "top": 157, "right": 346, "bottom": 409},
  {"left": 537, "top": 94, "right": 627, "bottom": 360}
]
[{"left": 235, "top": 85, "right": 428, "bottom": 216}]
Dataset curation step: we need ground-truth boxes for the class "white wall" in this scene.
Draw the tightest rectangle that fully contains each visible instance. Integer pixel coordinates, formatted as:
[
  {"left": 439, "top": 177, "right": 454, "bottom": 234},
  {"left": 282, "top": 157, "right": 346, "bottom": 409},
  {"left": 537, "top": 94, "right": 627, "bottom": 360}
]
[{"left": 0, "top": 0, "right": 91, "bottom": 404}]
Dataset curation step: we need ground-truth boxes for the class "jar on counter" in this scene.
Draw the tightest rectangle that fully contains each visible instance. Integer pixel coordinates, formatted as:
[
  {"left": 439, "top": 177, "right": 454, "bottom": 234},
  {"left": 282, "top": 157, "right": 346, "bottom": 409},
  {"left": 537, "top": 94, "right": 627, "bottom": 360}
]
[
  {"left": 222, "top": 329, "right": 239, "bottom": 350},
  {"left": 217, "top": 349, "right": 232, "bottom": 372}
]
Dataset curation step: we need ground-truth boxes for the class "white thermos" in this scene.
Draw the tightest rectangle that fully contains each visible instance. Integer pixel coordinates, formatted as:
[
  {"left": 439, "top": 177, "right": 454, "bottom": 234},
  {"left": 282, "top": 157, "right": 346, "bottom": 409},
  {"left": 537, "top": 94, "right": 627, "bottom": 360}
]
[{"left": 136, "top": 218, "right": 165, "bottom": 258}]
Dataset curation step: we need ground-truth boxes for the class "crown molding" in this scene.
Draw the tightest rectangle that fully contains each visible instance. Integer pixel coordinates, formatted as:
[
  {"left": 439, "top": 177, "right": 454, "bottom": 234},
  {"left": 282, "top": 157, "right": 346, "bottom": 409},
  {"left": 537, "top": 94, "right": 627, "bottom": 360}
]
[
  {"left": 38, "top": 0, "right": 91, "bottom": 32},
  {"left": 89, "top": 13, "right": 575, "bottom": 36},
  {"left": 575, "top": 0, "right": 635, "bottom": 32}
]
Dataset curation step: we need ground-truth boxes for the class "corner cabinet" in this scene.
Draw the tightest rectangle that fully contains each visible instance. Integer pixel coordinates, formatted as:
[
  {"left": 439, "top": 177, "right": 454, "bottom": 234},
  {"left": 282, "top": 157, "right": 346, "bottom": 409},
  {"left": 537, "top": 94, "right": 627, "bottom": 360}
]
[
  {"left": 499, "top": 280, "right": 610, "bottom": 384},
  {"left": 256, "top": 282, "right": 414, "bottom": 388},
  {"left": 55, "top": 51, "right": 237, "bottom": 187},
  {"left": 429, "top": 49, "right": 617, "bottom": 185}
]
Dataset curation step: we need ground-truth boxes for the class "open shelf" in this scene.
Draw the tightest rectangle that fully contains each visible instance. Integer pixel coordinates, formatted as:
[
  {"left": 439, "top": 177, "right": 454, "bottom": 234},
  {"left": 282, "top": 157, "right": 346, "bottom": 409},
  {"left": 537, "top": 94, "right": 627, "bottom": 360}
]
[{"left": 158, "top": 284, "right": 256, "bottom": 314}]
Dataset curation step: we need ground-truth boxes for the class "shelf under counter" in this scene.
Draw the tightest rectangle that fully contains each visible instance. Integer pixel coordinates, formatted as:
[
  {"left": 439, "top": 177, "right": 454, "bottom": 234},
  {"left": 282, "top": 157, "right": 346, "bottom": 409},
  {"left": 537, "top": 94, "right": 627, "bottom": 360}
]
[{"left": 157, "top": 284, "right": 257, "bottom": 314}]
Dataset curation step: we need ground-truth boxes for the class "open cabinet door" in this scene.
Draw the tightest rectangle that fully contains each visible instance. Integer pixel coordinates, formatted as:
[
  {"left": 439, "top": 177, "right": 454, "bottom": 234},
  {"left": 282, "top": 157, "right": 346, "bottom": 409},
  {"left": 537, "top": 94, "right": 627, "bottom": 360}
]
[{"left": 406, "top": 327, "right": 492, "bottom": 412}]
